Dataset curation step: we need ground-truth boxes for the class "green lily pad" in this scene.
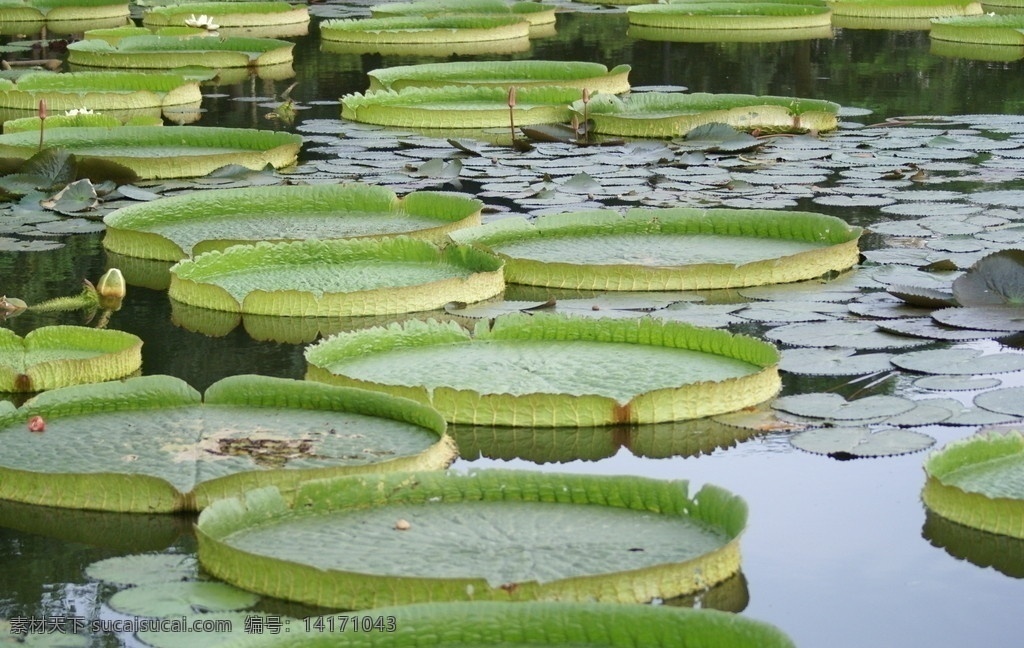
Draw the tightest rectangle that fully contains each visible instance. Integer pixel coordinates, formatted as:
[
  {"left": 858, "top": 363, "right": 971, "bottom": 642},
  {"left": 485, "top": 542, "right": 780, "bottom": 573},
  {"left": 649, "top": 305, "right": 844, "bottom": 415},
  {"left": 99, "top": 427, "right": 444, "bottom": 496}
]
[
  {"left": 580, "top": 91, "right": 839, "bottom": 138},
  {"left": 931, "top": 306, "right": 1024, "bottom": 332},
  {"left": 875, "top": 317, "right": 1003, "bottom": 341},
  {"left": 66, "top": 35, "right": 294, "bottom": 69},
  {"left": 197, "top": 601, "right": 795, "bottom": 647},
  {"left": 891, "top": 347, "right": 1024, "bottom": 374},
  {"left": 931, "top": 14, "right": 1024, "bottom": 46},
  {"left": 370, "top": 0, "right": 557, "bottom": 25},
  {"left": 952, "top": 250, "right": 1024, "bottom": 306},
  {"left": 778, "top": 347, "right": 894, "bottom": 375},
  {"left": 974, "top": 387, "right": 1024, "bottom": 417},
  {"left": 923, "top": 429, "right": 1024, "bottom": 539},
  {"left": 321, "top": 15, "right": 530, "bottom": 45},
  {"left": 0, "top": 126, "right": 302, "bottom": 180},
  {"left": 103, "top": 184, "right": 483, "bottom": 261},
  {"left": 913, "top": 375, "right": 1001, "bottom": 391},
  {"left": 0, "top": 374, "right": 455, "bottom": 512},
  {"left": 0, "top": 325, "right": 142, "bottom": 392},
  {"left": 790, "top": 426, "right": 935, "bottom": 458},
  {"left": 196, "top": 470, "right": 749, "bottom": 607},
  {"left": 168, "top": 237, "right": 504, "bottom": 316},
  {"left": 142, "top": 2, "right": 310, "bottom": 29},
  {"left": 449, "top": 207, "right": 862, "bottom": 291},
  {"left": 85, "top": 553, "right": 197, "bottom": 586},
  {"left": 0, "top": 70, "right": 201, "bottom": 115},
  {"left": 305, "top": 313, "right": 781, "bottom": 427},
  {"left": 765, "top": 321, "right": 930, "bottom": 349},
  {"left": 368, "top": 60, "right": 631, "bottom": 93},
  {"left": 108, "top": 581, "right": 259, "bottom": 617}
]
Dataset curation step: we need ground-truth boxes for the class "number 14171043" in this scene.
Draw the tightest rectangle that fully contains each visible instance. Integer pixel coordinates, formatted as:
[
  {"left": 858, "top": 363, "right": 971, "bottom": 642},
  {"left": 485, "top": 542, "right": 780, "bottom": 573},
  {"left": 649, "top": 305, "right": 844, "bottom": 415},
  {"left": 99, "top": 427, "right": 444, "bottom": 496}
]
[{"left": 304, "top": 615, "right": 397, "bottom": 633}]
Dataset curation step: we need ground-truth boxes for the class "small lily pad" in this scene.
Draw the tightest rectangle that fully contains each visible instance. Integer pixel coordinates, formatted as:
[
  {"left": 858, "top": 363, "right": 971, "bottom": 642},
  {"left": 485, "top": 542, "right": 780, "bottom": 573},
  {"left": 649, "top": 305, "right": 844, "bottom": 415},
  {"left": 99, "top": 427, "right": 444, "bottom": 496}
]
[
  {"left": 975, "top": 387, "right": 1024, "bottom": 417},
  {"left": 771, "top": 393, "right": 916, "bottom": 421},
  {"left": 107, "top": 581, "right": 259, "bottom": 617},
  {"left": 85, "top": 553, "right": 197, "bottom": 586},
  {"left": 932, "top": 306, "right": 1024, "bottom": 332},
  {"left": 913, "top": 375, "right": 1001, "bottom": 391},
  {"left": 891, "top": 348, "right": 1024, "bottom": 375},
  {"left": 765, "top": 321, "right": 930, "bottom": 349},
  {"left": 790, "top": 426, "right": 935, "bottom": 459},
  {"left": 778, "top": 348, "right": 894, "bottom": 376}
]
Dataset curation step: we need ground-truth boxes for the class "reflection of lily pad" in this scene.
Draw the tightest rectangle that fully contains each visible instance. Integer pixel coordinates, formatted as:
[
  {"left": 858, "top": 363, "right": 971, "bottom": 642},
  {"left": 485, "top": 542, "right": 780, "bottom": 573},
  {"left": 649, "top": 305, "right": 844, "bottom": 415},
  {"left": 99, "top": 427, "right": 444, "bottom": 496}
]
[
  {"left": 305, "top": 313, "right": 781, "bottom": 426},
  {"left": 0, "top": 375, "right": 455, "bottom": 512},
  {"left": 449, "top": 208, "right": 862, "bottom": 290},
  {"left": 0, "top": 325, "right": 142, "bottom": 392},
  {"left": 168, "top": 238, "right": 504, "bottom": 316},
  {"left": 923, "top": 509, "right": 1024, "bottom": 579},
  {"left": 196, "top": 470, "right": 749, "bottom": 607},
  {"left": 923, "top": 429, "right": 1024, "bottom": 539},
  {"left": 0, "top": 126, "right": 302, "bottom": 179},
  {"left": 103, "top": 184, "right": 483, "bottom": 261}
]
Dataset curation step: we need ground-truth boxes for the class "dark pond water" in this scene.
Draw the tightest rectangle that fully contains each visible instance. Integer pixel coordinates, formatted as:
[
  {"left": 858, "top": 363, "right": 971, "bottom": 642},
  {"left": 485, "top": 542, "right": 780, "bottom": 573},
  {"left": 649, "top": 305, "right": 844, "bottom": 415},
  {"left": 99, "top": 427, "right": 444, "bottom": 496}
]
[{"left": 3, "top": 4, "right": 1024, "bottom": 647}]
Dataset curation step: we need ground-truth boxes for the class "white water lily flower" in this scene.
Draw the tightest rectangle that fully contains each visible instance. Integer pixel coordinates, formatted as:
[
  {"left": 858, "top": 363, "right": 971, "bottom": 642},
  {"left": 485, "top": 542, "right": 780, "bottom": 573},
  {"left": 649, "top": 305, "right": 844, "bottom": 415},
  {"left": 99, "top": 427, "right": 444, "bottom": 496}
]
[
  {"left": 185, "top": 13, "right": 219, "bottom": 30},
  {"left": 65, "top": 108, "right": 95, "bottom": 117}
]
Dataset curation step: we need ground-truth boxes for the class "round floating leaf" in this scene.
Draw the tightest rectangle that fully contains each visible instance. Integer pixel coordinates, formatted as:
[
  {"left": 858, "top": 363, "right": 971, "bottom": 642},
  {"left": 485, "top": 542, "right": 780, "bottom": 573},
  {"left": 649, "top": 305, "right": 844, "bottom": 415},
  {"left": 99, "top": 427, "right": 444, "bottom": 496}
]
[
  {"left": 876, "top": 317, "right": 1003, "bottom": 341},
  {"left": 0, "top": 126, "right": 302, "bottom": 180},
  {"left": 67, "top": 35, "right": 294, "bottom": 69},
  {"left": 107, "top": 581, "right": 259, "bottom": 617},
  {"left": 196, "top": 470, "right": 748, "bottom": 607},
  {"left": 891, "top": 347, "right": 1024, "bottom": 374},
  {"left": 790, "top": 426, "right": 935, "bottom": 458},
  {"left": 913, "top": 375, "right": 1001, "bottom": 391},
  {"left": 322, "top": 15, "right": 530, "bottom": 44},
  {"left": 0, "top": 374, "right": 455, "bottom": 512},
  {"left": 450, "top": 207, "right": 862, "bottom": 291},
  {"left": 952, "top": 250, "right": 1024, "bottom": 307},
  {"left": 0, "top": 325, "right": 142, "bottom": 392},
  {"left": 931, "top": 306, "right": 1024, "bottom": 332},
  {"left": 923, "top": 430, "right": 1024, "bottom": 539},
  {"left": 142, "top": 2, "right": 311, "bottom": 29},
  {"left": 765, "top": 321, "right": 929, "bottom": 349},
  {"left": 85, "top": 553, "right": 197, "bottom": 586},
  {"left": 367, "top": 60, "right": 631, "bottom": 93},
  {"left": 305, "top": 313, "right": 781, "bottom": 426},
  {"left": 779, "top": 347, "right": 894, "bottom": 376},
  {"left": 975, "top": 387, "right": 1024, "bottom": 417},
  {"left": 580, "top": 92, "right": 839, "bottom": 138},
  {"left": 103, "top": 184, "right": 483, "bottom": 261},
  {"left": 168, "top": 237, "right": 504, "bottom": 317},
  {"left": 771, "top": 393, "right": 915, "bottom": 421}
]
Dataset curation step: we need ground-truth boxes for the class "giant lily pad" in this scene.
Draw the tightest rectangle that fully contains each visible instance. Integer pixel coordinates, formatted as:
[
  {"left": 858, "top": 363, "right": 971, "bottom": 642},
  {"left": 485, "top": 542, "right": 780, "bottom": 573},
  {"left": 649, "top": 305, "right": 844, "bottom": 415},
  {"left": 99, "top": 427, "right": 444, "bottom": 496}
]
[
  {"left": 449, "top": 208, "right": 862, "bottom": 290},
  {"left": 930, "top": 14, "right": 1024, "bottom": 46},
  {"left": 923, "top": 429, "right": 1024, "bottom": 539},
  {"left": 196, "top": 470, "right": 748, "bottom": 606},
  {"left": 828, "top": 0, "right": 983, "bottom": 18},
  {"left": 142, "top": 2, "right": 310, "bottom": 29},
  {"left": 0, "top": 126, "right": 302, "bottom": 179},
  {"left": 190, "top": 601, "right": 795, "bottom": 647},
  {"left": 103, "top": 184, "right": 484, "bottom": 261},
  {"left": 320, "top": 15, "right": 530, "bottom": 44},
  {"left": 341, "top": 85, "right": 579, "bottom": 129},
  {"left": 168, "top": 237, "right": 505, "bottom": 316},
  {"left": 0, "top": 325, "right": 141, "bottom": 392},
  {"left": 578, "top": 92, "right": 839, "bottom": 138},
  {"left": 0, "top": 71, "right": 201, "bottom": 112},
  {"left": 367, "top": 60, "right": 631, "bottom": 93},
  {"left": 0, "top": 374, "right": 456, "bottom": 513},
  {"left": 627, "top": 3, "right": 833, "bottom": 31},
  {"left": 305, "top": 313, "right": 781, "bottom": 426},
  {"left": 66, "top": 35, "right": 294, "bottom": 69},
  {"left": 0, "top": 0, "right": 129, "bottom": 34}
]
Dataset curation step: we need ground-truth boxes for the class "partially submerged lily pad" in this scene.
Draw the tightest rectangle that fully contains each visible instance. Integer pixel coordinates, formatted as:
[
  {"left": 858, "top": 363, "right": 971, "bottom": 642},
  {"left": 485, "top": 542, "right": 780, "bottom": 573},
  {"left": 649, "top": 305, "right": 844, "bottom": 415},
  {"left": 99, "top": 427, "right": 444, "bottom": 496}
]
[
  {"left": 0, "top": 325, "right": 141, "bottom": 392},
  {"left": 0, "top": 126, "right": 302, "bottom": 179},
  {"left": 0, "top": 374, "right": 456, "bottom": 512},
  {"left": 168, "top": 237, "right": 504, "bottom": 316},
  {"left": 449, "top": 208, "right": 862, "bottom": 291},
  {"left": 305, "top": 313, "right": 781, "bottom": 426},
  {"left": 579, "top": 92, "right": 840, "bottom": 138},
  {"left": 923, "top": 429, "right": 1024, "bottom": 539},
  {"left": 103, "top": 184, "right": 484, "bottom": 261},
  {"left": 195, "top": 470, "right": 749, "bottom": 607}
]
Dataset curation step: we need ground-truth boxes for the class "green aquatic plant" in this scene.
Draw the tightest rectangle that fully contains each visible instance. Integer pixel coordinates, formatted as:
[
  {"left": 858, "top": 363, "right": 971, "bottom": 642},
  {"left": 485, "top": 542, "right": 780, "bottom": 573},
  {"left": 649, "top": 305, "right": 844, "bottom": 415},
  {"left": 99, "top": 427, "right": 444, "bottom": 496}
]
[
  {"left": 195, "top": 470, "right": 749, "bottom": 606},
  {"left": 0, "top": 374, "right": 456, "bottom": 512},
  {"left": 627, "top": 2, "right": 833, "bottom": 30},
  {"left": 930, "top": 14, "right": 1024, "bottom": 46},
  {"left": 370, "top": 0, "right": 557, "bottom": 26},
  {"left": 367, "top": 60, "right": 632, "bottom": 93},
  {"left": 320, "top": 15, "right": 531, "bottom": 44},
  {"left": 66, "top": 34, "right": 295, "bottom": 69},
  {"left": 305, "top": 313, "right": 781, "bottom": 426}
]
